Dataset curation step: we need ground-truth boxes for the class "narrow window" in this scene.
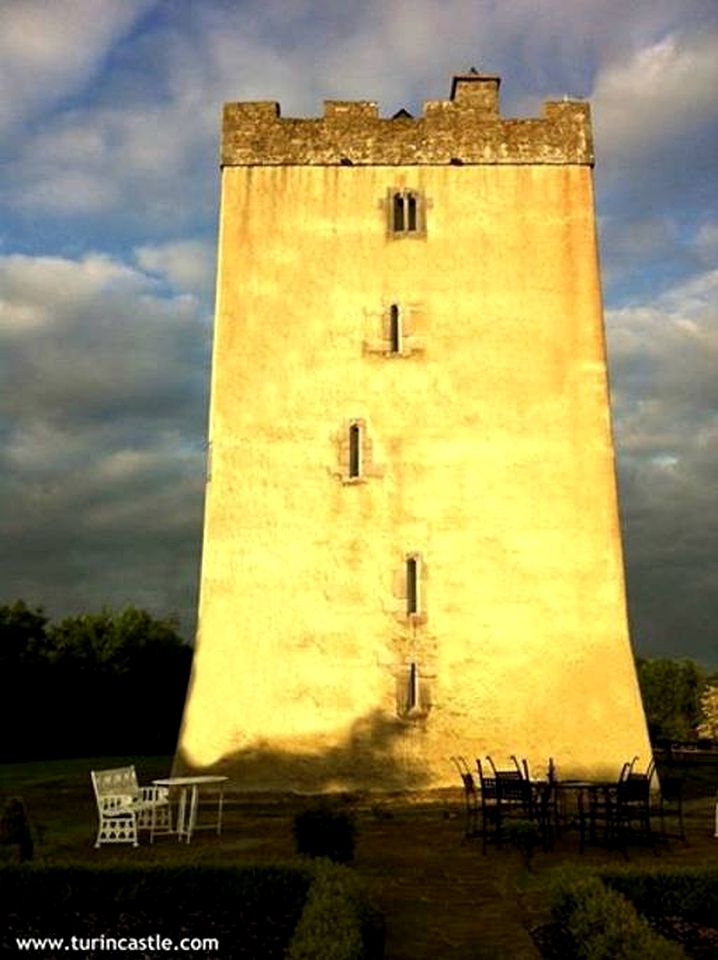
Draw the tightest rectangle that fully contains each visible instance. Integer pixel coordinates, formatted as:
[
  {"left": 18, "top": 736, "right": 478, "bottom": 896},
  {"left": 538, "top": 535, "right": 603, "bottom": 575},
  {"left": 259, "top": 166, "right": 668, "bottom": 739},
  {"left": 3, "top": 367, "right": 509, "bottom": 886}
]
[
  {"left": 406, "top": 555, "right": 419, "bottom": 615},
  {"left": 407, "top": 193, "right": 418, "bottom": 231},
  {"left": 389, "top": 189, "right": 424, "bottom": 236},
  {"left": 392, "top": 193, "right": 405, "bottom": 232},
  {"left": 389, "top": 304, "right": 401, "bottom": 354},
  {"left": 408, "top": 662, "right": 419, "bottom": 711},
  {"left": 348, "top": 422, "right": 361, "bottom": 478}
]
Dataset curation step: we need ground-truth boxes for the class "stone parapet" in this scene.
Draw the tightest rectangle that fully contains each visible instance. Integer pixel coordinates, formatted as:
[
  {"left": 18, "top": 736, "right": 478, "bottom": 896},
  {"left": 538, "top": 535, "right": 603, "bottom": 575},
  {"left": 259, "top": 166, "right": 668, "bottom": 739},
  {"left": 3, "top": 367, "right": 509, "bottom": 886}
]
[{"left": 221, "top": 74, "right": 593, "bottom": 167}]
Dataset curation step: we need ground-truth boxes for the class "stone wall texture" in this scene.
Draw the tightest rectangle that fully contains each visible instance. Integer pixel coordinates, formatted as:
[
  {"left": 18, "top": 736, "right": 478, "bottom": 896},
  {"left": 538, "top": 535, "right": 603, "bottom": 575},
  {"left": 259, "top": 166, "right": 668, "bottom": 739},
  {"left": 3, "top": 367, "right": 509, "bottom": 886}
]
[{"left": 221, "top": 76, "right": 593, "bottom": 167}]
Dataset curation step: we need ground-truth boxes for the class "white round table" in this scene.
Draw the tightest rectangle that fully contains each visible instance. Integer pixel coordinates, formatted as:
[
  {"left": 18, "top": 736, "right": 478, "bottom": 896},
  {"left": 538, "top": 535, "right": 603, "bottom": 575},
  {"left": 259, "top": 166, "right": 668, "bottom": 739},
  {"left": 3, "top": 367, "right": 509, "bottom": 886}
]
[{"left": 152, "top": 775, "right": 228, "bottom": 843}]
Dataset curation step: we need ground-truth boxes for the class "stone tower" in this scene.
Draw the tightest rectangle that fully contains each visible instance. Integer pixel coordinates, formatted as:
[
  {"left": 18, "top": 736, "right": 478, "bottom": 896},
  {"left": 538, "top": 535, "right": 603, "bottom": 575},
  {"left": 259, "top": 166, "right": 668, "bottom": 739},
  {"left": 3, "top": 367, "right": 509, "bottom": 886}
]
[{"left": 176, "top": 71, "right": 652, "bottom": 791}]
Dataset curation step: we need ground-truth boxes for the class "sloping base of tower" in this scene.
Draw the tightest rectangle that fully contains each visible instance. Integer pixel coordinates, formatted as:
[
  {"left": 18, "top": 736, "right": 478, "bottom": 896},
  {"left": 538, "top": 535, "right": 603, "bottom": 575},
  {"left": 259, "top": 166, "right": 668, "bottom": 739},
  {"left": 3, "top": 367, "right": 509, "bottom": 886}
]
[{"left": 173, "top": 702, "right": 653, "bottom": 793}]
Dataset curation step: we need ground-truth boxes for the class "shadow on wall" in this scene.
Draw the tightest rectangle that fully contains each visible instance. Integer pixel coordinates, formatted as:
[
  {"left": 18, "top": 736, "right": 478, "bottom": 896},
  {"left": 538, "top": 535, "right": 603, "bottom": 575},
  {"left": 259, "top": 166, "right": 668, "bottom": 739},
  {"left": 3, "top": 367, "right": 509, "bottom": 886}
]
[{"left": 173, "top": 709, "right": 432, "bottom": 793}]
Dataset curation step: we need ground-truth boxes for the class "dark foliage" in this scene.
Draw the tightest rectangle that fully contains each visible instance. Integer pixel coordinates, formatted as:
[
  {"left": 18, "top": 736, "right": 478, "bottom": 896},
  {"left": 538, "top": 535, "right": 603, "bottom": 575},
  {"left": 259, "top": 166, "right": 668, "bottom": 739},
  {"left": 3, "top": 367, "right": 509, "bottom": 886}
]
[
  {"left": 0, "top": 601, "right": 192, "bottom": 760},
  {"left": 0, "top": 862, "right": 383, "bottom": 960},
  {"left": 293, "top": 804, "right": 356, "bottom": 863},
  {"left": 0, "top": 798, "right": 34, "bottom": 862},
  {"left": 287, "top": 859, "right": 385, "bottom": 959},
  {"left": 635, "top": 657, "right": 708, "bottom": 743},
  {"left": 0, "top": 864, "right": 310, "bottom": 959},
  {"left": 549, "top": 869, "right": 684, "bottom": 958},
  {"left": 600, "top": 867, "right": 718, "bottom": 924}
]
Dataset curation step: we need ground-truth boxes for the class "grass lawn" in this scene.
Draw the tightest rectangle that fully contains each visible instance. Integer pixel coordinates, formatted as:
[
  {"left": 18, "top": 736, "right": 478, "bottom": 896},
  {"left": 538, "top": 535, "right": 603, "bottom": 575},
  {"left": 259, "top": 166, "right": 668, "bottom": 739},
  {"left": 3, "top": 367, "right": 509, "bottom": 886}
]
[{"left": 1, "top": 756, "right": 717, "bottom": 959}]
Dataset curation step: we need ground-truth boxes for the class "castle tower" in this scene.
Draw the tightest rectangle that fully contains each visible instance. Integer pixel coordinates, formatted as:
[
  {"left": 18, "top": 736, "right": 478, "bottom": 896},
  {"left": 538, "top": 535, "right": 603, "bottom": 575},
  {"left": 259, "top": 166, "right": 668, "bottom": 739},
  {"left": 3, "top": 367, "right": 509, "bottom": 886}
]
[{"left": 176, "top": 72, "right": 652, "bottom": 790}]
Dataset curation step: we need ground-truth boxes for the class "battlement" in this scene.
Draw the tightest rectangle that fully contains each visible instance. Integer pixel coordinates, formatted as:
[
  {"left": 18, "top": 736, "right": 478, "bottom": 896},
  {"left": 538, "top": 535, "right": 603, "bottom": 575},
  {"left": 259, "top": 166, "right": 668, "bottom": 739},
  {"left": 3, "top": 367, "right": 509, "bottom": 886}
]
[{"left": 221, "top": 72, "right": 593, "bottom": 167}]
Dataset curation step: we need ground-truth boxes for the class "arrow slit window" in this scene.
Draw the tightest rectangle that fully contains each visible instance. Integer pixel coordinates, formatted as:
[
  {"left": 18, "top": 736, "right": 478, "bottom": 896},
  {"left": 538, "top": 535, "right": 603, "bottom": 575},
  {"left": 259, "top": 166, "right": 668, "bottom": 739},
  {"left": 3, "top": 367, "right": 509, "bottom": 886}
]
[
  {"left": 406, "top": 555, "right": 420, "bottom": 615},
  {"left": 389, "top": 304, "right": 402, "bottom": 354},
  {"left": 349, "top": 422, "right": 362, "bottom": 478},
  {"left": 408, "top": 662, "right": 419, "bottom": 711}
]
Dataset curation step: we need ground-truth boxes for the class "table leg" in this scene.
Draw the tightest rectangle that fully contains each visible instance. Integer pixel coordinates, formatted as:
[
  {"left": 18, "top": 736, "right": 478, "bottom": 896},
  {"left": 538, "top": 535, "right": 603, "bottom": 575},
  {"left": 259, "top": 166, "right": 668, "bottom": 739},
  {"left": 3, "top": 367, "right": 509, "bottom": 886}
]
[
  {"left": 187, "top": 784, "right": 199, "bottom": 843},
  {"left": 177, "top": 787, "right": 188, "bottom": 842},
  {"left": 217, "top": 784, "right": 225, "bottom": 836}
]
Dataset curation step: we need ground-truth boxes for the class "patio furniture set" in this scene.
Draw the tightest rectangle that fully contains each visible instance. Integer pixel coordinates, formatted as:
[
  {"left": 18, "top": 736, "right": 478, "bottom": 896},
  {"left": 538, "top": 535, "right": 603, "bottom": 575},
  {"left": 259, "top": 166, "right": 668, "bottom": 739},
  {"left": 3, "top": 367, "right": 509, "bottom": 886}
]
[
  {"left": 451, "top": 754, "right": 688, "bottom": 855},
  {"left": 90, "top": 766, "right": 228, "bottom": 848}
]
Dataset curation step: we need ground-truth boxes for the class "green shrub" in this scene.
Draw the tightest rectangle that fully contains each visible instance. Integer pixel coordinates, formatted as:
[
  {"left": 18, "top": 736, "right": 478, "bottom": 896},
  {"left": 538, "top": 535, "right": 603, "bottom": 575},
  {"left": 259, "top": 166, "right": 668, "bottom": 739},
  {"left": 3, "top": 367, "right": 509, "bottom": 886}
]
[
  {"left": 0, "top": 864, "right": 310, "bottom": 959},
  {"left": 601, "top": 866, "right": 718, "bottom": 923},
  {"left": 293, "top": 803, "right": 356, "bottom": 863},
  {"left": 288, "top": 859, "right": 384, "bottom": 960},
  {"left": 0, "top": 798, "right": 33, "bottom": 861},
  {"left": 550, "top": 868, "right": 685, "bottom": 959},
  {"left": 505, "top": 818, "right": 541, "bottom": 870}
]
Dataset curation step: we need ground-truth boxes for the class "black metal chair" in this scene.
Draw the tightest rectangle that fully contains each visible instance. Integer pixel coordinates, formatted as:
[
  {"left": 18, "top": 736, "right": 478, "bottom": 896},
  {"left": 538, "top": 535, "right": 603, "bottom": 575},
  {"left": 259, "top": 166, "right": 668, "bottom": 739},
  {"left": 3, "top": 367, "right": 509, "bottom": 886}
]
[
  {"left": 616, "top": 776, "right": 652, "bottom": 843},
  {"left": 451, "top": 756, "right": 479, "bottom": 841},
  {"left": 613, "top": 758, "right": 657, "bottom": 852},
  {"left": 476, "top": 758, "right": 501, "bottom": 853},
  {"left": 657, "top": 776, "right": 686, "bottom": 842},
  {"left": 578, "top": 782, "right": 619, "bottom": 853},
  {"left": 482, "top": 756, "right": 548, "bottom": 853},
  {"left": 510, "top": 754, "right": 531, "bottom": 781}
]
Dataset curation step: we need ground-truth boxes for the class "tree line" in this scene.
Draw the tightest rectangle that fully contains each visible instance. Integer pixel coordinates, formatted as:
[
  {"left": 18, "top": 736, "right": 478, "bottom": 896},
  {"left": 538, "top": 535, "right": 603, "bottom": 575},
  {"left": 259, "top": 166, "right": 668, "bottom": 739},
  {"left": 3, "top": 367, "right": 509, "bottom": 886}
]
[
  {"left": 0, "top": 600, "right": 192, "bottom": 761},
  {"left": 635, "top": 657, "right": 717, "bottom": 744}
]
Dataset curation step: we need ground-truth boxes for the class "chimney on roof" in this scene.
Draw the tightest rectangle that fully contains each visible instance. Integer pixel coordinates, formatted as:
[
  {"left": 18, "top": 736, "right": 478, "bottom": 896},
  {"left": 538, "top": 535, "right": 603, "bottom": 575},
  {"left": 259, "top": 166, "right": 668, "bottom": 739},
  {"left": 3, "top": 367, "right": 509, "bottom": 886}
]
[{"left": 450, "top": 69, "right": 501, "bottom": 114}]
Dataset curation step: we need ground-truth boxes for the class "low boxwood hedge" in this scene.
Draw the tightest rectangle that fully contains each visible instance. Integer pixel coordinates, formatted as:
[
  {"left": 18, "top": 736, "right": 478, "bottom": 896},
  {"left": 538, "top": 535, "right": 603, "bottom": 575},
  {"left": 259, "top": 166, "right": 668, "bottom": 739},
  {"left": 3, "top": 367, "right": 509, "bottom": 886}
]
[
  {"left": 0, "top": 861, "right": 383, "bottom": 959},
  {"left": 600, "top": 866, "right": 718, "bottom": 923},
  {"left": 288, "top": 858, "right": 384, "bottom": 960},
  {"left": 549, "top": 868, "right": 685, "bottom": 959}
]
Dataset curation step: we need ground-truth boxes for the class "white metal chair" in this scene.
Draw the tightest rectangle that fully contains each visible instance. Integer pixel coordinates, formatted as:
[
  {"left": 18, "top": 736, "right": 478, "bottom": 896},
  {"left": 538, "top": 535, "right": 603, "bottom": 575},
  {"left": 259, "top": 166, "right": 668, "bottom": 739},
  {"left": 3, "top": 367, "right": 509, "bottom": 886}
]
[{"left": 91, "top": 766, "right": 172, "bottom": 848}]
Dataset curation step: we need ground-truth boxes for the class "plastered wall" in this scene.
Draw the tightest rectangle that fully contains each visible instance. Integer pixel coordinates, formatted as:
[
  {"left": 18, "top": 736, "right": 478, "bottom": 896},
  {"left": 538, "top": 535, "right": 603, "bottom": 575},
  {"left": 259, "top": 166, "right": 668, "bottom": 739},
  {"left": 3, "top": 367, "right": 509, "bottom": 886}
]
[{"left": 176, "top": 153, "right": 652, "bottom": 790}]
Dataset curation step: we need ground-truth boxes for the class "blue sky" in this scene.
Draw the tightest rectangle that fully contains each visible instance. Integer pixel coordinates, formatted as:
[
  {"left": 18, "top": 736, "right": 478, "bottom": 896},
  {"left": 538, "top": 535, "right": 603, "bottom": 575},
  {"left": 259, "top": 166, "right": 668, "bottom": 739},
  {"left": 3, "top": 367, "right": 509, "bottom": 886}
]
[{"left": 1, "top": 0, "right": 716, "bottom": 666}]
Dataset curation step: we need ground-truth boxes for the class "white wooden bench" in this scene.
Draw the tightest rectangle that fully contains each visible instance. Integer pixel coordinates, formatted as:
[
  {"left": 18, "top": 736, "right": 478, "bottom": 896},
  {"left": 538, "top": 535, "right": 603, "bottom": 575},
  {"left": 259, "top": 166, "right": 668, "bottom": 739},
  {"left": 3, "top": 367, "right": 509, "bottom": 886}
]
[{"left": 91, "top": 766, "right": 172, "bottom": 848}]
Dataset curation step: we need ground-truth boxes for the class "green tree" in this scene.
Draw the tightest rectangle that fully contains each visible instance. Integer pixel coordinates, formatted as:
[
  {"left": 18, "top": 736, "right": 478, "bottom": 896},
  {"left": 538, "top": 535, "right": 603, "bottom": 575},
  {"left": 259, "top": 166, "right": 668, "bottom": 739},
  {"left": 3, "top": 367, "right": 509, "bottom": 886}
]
[
  {"left": 0, "top": 600, "right": 49, "bottom": 666},
  {"left": 47, "top": 606, "right": 185, "bottom": 672},
  {"left": 636, "top": 657, "right": 706, "bottom": 742},
  {"left": 0, "top": 602, "right": 192, "bottom": 760},
  {"left": 697, "top": 684, "right": 718, "bottom": 741}
]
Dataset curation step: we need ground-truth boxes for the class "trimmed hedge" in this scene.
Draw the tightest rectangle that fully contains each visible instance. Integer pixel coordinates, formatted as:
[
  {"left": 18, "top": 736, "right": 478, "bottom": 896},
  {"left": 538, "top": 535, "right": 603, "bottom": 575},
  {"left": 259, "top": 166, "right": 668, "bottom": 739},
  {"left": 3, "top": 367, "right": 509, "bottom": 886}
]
[
  {"left": 0, "top": 861, "right": 383, "bottom": 960},
  {"left": 550, "top": 868, "right": 685, "bottom": 959},
  {"left": 0, "top": 863, "right": 308, "bottom": 910},
  {"left": 288, "top": 859, "right": 384, "bottom": 960},
  {"left": 601, "top": 866, "right": 718, "bottom": 923}
]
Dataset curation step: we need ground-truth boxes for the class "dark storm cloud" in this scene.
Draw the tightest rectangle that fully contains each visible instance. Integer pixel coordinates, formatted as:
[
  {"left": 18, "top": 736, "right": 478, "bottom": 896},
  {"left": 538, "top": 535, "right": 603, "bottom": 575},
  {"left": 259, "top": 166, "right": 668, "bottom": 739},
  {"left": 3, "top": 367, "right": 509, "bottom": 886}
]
[
  {"left": 606, "top": 270, "right": 718, "bottom": 663},
  {"left": 0, "top": 252, "right": 210, "bottom": 634}
]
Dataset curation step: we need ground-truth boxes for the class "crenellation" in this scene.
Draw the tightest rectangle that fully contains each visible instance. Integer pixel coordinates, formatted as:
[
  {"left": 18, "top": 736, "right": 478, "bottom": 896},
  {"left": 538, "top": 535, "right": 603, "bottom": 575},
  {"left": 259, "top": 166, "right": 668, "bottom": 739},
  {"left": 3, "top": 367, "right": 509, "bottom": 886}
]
[
  {"left": 224, "top": 101, "right": 280, "bottom": 122},
  {"left": 324, "top": 100, "right": 379, "bottom": 119},
  {"left": 221, "top": 75, "right": 593, "bottom": 167}
]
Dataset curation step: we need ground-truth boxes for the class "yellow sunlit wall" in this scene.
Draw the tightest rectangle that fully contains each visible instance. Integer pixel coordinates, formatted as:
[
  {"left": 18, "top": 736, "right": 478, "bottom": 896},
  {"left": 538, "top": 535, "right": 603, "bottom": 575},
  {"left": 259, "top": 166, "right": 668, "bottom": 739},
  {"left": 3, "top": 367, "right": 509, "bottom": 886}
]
[{"left": 176, "top": 75, "right": 652, "bottom": 790}]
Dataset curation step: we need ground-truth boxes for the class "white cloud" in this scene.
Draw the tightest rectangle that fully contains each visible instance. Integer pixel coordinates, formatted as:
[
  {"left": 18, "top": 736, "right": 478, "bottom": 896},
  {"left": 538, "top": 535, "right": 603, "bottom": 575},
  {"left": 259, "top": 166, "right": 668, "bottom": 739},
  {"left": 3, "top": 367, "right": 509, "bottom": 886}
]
[
  {"left": 592, "top": 30, "right": 718, "bottom": 164},
  {"left": 0, "top": 253, "right": 149, "bottom": 334},
  {"left": 10, "top": 103, "right": 206, "bottom": 218},
  {"left": 0, "top": 0, "right": 150, "bottom": 134},
  {"left": 0, "top": 252, "right": 208, "bottom": 426},
  {"left": 6, "top": 1, "right": 717, "bottom": 231},
  {"left": 608, "top": 269, "right": 718, "bottom": 421},
  {"left": 135, "top": 240, "right": 216, "bottom": 297}
]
